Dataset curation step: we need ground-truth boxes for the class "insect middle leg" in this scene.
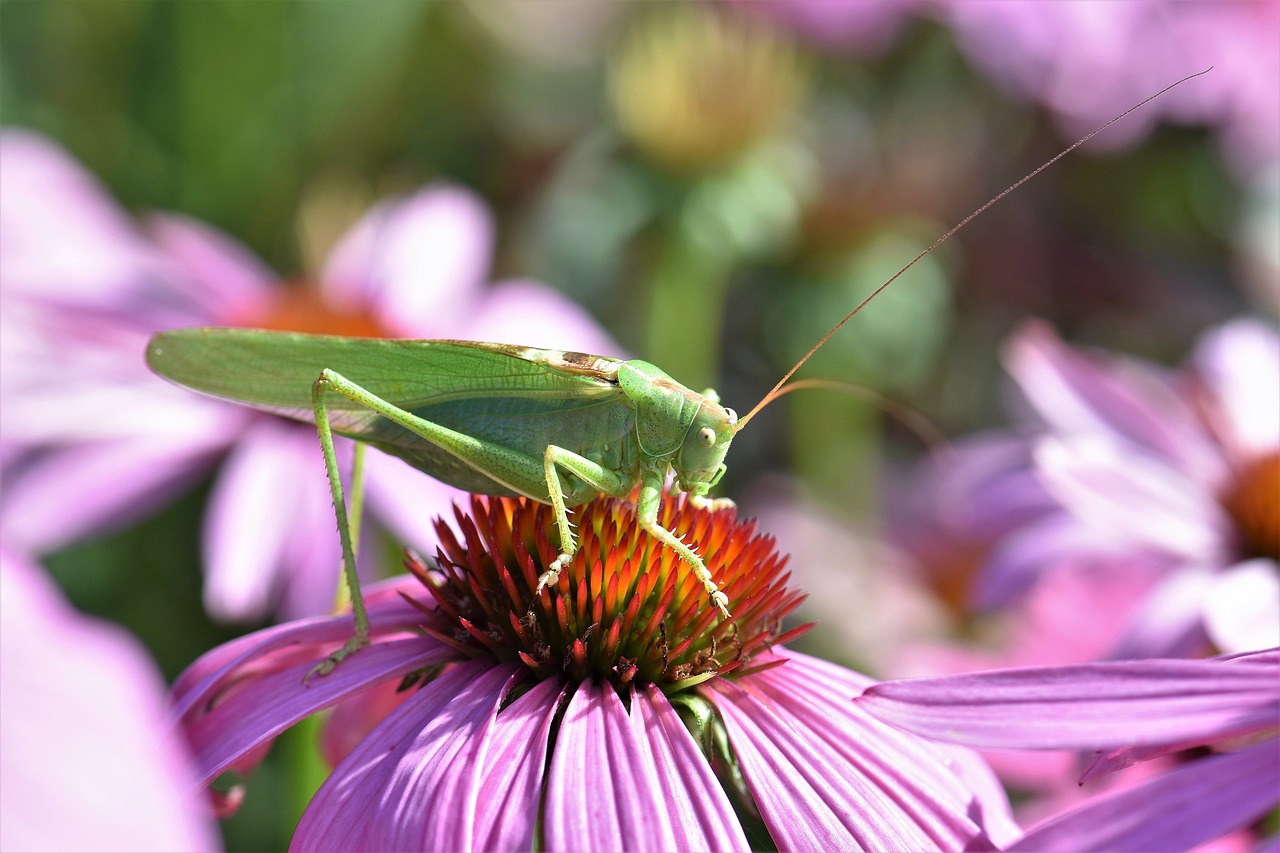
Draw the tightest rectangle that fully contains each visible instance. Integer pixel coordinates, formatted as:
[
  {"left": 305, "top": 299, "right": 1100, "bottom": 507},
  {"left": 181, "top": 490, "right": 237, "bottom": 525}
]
[{"left": 535, "top": 446, "right": 633, "bottom": 599}]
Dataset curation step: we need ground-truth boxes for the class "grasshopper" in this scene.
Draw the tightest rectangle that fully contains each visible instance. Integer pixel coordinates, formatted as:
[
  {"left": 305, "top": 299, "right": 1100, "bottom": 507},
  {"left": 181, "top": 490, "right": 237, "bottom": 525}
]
[{"left": 145, "top": 69, "right": 1208, "bottom": 675}]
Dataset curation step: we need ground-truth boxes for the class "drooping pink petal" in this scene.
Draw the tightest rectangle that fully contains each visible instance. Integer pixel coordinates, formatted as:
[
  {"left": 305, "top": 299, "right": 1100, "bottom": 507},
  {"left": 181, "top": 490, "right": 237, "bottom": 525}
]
[
  {"left": 183, "top": 636, "right": 451, "bottom": 788},
  {"left": 1008, "top": 742, "right": 1279, "bottom": 853},
  {"left": 857, "top": 656, "right": 1280, "bottom": 751},
  {"left": 544, "top": 680, "right": 742, "bottom": 852},
  {"left": 764, "top": 652, "right": 1019, "bottom": 846},
  {"left": 1, "top": 550, "right": 219, "bottom": 852},
  {"left": 319, "top": 675, "right": 418, "bottom": 768},
  {"left": 707, "top": 651, "right": 1017, "bottom": 851},
  {"left": 292, "top": 662, "right": 526, "bottom": 851},
  {"left": 172, "top": 577, "right": 432, "bottom": 721},
  {"left": 322, "top": 186, "right": 494, "bottom": 335}
]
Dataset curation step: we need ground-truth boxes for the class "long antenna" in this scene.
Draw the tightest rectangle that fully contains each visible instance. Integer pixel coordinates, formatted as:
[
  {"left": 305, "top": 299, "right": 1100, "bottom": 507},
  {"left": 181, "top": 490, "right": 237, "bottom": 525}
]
[{"left": 734, "top": 67, "right": 1212, "bottom": 432}]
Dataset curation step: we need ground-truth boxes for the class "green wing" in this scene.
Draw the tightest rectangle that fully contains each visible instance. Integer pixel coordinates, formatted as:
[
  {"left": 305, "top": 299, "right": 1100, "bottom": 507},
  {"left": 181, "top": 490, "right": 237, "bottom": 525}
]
[
  {"left": 146, "top": 328, "right": 633, "bottom": 494},
  {"left": 147, "top": 327, "right": 622, "bottom": 419}
]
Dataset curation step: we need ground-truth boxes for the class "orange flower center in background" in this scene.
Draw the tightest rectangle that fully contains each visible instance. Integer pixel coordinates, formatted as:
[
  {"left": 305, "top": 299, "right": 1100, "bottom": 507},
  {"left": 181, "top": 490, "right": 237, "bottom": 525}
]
[
  {"left": 1223, "top": 450, "right": 1280, "bottom": 561},
  {"left": 406, "top": 494, "right": 810, "bottom": 693},
  {"left": 243, "top": 283, "right": 388, "bottom": 338}
]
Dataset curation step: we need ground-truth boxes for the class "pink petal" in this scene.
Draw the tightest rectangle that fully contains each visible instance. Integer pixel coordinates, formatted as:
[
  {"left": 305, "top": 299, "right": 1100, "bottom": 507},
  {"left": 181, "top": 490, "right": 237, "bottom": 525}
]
[
  {"left": 857, "top": 656, "right": 1280, "bottom": 751},
  {"left": 544, "top": 680, "right": 743, "bottom": 851},
  {"left": 183, "top": 636, "right": 450, "bottom": 788},
  {"left": 466, "top": 279, "right": 626, "bottom": 358},
  {"left": 172, "top": 576, "right": 432, "bottom": 719},
  {"left": 203, "top": 420, "right": 312, "bottom": 621},
  {"left": 1005, "top": 320, "right": 1219, "bottom": 477},
  {"left": 976, "top": 512, "right": 1142, "bottom": 609},
  {"left": 293, "top": 662, "right": 524, "bottom": 851},
  {"left": 1, "top": 550, "right": 218, "bottom": 852},
  {"left": 470, "top": 678, "right": 566, "bottom": 851},
  {"left": 146, "top": 213, "right": 278, "bottom": 321},
  {"left": 1106, "top": 564, "right": 1215, "bottom": 660},
  {"left": 707, "top": 651, "right": 1017, "bottom": 850},
  {"left": 322, "top": 186, "right": 493, "bottom": 335},
  {"left": 202, "top": 419, "right": 351, "bottom": 621},
  {"left": 319, "top": 675, "right": 417, "bottom": 768},
  {"left": 0, "top": 435, "right": 224, "bottom": 553},
  {"left": 1009, "top": 742, "right": 1279, "bottom": 852},
  {"left": 633, "top": 685, "right": 751, "bottom": 850},
  {"left": 1191, "top": 319, "right": 1280, "bottom": 459},
  {"left": 1034, "top": 434, "right": 1230, "bottom": 562},
  {"left": 0, "top": 130, "right": 165, "bottom": 308},
  {"left": 1204, "top": 560, "right": 1280, "bottom": 655}
]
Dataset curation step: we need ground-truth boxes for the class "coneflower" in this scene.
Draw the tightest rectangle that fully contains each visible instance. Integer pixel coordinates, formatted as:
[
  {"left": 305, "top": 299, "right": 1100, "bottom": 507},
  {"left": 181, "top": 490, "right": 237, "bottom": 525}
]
[{"left": 174, "top": 493, "right": 1018, "bottom": 850}]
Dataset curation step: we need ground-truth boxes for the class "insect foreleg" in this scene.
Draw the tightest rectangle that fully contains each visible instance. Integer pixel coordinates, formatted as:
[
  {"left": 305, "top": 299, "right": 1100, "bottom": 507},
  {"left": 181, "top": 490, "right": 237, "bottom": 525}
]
[
  {"left": 636, "top": 473, "right": 732, "bottom": 619},
  {"left": 534, "top": 446, "right": 633, "bottom": 600}
]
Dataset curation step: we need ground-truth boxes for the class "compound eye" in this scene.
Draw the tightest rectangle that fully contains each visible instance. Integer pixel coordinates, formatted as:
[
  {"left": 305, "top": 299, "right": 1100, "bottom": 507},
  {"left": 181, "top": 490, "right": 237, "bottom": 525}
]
[{"left": 698, "top": 427, "right": 716, "bottom": 447}]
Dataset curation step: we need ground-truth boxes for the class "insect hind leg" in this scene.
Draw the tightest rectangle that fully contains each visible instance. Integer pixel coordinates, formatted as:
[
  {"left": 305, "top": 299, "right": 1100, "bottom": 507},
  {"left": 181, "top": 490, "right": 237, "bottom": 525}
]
[{"left": 306, "top": 371, "right": 373, "bottom": 682}]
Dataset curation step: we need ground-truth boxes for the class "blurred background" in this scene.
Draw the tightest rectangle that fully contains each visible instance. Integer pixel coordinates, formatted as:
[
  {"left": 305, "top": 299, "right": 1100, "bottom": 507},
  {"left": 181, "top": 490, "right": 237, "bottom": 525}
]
[{"left": 1, "top": 1, "right": 1276, "bottom": 848}]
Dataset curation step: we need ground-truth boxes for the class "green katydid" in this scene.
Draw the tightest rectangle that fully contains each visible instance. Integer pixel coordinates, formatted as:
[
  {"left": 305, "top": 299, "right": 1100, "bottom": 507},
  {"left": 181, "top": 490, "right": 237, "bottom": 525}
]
[{"left": 145, "top": 68, "right": 1208, "bottom": 676}]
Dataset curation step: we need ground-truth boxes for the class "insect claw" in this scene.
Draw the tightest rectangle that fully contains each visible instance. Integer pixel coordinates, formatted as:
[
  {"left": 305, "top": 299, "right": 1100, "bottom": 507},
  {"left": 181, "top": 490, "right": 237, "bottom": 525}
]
[{"left": 303, "top": 632, "right": 369, "bottom": 685}]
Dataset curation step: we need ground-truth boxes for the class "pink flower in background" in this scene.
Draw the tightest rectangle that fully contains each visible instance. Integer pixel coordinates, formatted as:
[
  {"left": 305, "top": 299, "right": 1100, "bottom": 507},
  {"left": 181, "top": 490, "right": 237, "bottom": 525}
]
[
  {"left": 0, "top": 130, "right": 619, "bottom": 621},
  {"left": 0, "top": 548, "right": 219, "bottom": 851},
  {"left": 727, "top": 0, "right": 923, "bottom": 54},
  {"left": 941, "top": 0, "right": 1280, "bottom": 179},
  {"left": 1002, "top": 318, "right": 1279, "bottom": 657},
  {"left": 857, "top": 649, "right": 1280, "bottom": 851},
  {"left": 730, "top": 0, "right": 1278, "bottom": 179},
  {"left": 175, "top": 494, "right": 1018, "bottom": 851}
]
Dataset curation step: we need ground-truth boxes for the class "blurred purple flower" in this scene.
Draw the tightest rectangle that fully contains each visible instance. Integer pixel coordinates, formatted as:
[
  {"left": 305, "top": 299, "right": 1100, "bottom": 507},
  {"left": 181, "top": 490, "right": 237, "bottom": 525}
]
[
  {"left": 0, "top": 547, "right": 219, "bottom": 851},
  {"left": 732, "top": 1, "right": 1278, "bottom": 179},
  {"left": 941, "top": 0, "right": 1280, "bottom": 179},
  {"left": 857, "top": 649, "right": 1280, "bottom": 851},
  {"left": 1001, "top": 318, "right": 1279, "bottom": 657},
  {"left": 726, "top": 0, "right": 923, "bottom": 55},
  {"left": 174, "top": 494, "right": 1019, "bottom": 850},
  {"left": 0, "top": 129, "right": 619, "bottom": 622}
]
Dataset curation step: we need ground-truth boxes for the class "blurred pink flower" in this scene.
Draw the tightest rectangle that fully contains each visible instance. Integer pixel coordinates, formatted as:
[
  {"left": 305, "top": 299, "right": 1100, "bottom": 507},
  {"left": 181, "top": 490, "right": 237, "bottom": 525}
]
[
  {"left": 174, "top": 494, "right": 1019, "bottom": 850},
  {"left": 941, "top": 0, "right": 1280, "bottom": 179},
  {"left": 1001, "top": 318, "right": 1279, "bottom": 657},
  {"left": 726, "top": 0, "right": 923, "bottom": 54},
  {"left": 0, "top": 547, "right": 219, "bottom": 852},
  {"left": 0, "top": 129, "right": 619, "bottom": 622},
  {"left": 886, "top": 437, "right": 1171, "bottom": 807},
  {"left": 731, "top": 1, "right": 1278, "bottom": 179},
  {"left": 858, "top": 649, "right": 1280, "bottom": 851}
]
